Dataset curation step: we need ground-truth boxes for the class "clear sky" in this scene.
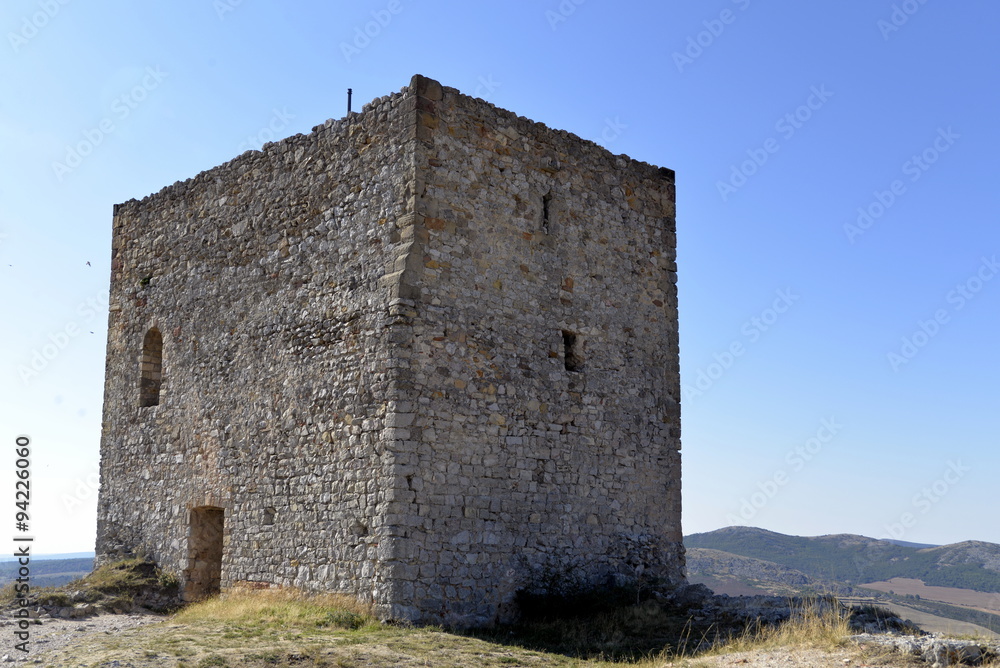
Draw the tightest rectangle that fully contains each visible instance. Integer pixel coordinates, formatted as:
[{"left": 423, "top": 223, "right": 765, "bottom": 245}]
[{"left": 2, "top": 1, "right": 998, "bottom": 554}]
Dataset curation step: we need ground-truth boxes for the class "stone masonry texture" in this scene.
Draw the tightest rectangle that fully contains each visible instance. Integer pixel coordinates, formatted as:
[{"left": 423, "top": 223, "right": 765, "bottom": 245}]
[{"left": 96, "top": 74, "right": 683, "bottom": 627}]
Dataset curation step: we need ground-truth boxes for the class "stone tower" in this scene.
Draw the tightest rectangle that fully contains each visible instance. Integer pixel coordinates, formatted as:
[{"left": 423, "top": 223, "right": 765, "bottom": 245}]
[{"left": 96, "top": 74, "right": 682, "bottom": 627}]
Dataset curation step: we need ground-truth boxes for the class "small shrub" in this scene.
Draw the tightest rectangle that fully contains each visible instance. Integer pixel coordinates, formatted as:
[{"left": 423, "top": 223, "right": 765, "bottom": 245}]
[
  {"left": 318, "top": 609, "right": 367, "bottom": 630},
  {"left": 159, "top": 570, "right": 180, "bottom": 590},
  {"left": 35, "top": 591, "right": 72, "bottom": 607},
  {"left": 0, "top": 583, "right": 19, "bottom": 606},
  {"left": 197, "top": 656, "right": 228, "bottom": 667},
  {"left": 76, "top": 588, "right": 104, "bottom": 603}
]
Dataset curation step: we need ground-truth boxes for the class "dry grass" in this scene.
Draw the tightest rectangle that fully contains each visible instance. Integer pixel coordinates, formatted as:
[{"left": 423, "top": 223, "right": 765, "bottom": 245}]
[
  {"left": 83, "top": 557, "right": 168, "bottom": 591},
  {"left": 173, "top": 587, "right": 378, "bottom": 630},
  {"left": 701, "top": 601, "right": 852, "bottom": 656},
  {"left": 29, "top": 590, "right": 994, "bottom": 668},
  {"left": 470, "top": 596, "right": 862, "bottom": 666}
]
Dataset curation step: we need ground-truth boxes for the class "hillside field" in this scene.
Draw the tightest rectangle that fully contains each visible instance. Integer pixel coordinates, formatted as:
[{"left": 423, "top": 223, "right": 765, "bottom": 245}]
[{"left": 863, "top": 577, "right": 1000, "bottom": 612}]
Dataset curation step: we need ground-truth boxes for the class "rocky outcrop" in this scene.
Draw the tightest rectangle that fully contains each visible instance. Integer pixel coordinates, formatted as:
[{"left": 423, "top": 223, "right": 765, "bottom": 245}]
[
  {"left": 686, "top": 547, "right": 812, "bottom": 586},
  {"left": 852, "top": 633, "right": 1000, "bottom": 667}
]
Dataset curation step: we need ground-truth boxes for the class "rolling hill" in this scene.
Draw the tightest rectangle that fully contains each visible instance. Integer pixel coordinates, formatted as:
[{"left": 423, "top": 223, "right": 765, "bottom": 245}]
[
  {"left": 685, "top": 526, "right": 1000, "bottom": 592},
  {"left": 0, "top": 557, "right": 93, "bottom": 588},
  {"left": 685, "top": 527, "right": 1000, "bottom": 636},
  {"left": 685, "top": 547, "right": 826, "bottom": 597}
]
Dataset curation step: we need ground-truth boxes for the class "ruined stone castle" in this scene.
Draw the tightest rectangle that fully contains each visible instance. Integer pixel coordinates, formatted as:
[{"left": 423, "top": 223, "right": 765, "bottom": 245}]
[{"left": 96, "top": 74, "right": 682, "bottom": 626}]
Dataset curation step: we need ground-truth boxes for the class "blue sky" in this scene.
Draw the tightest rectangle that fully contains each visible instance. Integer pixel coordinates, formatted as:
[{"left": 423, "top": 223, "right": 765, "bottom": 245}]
[{"left": 2, "top": 1, "right": 998, "bottom": 554}]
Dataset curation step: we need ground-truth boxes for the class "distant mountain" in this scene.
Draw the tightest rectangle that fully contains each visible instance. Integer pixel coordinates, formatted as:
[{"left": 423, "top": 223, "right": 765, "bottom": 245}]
[
  {"left": 0, "top": 557, "right": 93, "bottom": 588},
  {"left": 685, "top": 527, "right": 1000, "bottom": 636},
  {"left": 685, "top": 527, "right": 1000, "bottom": 593},
  {"left": 884, "top": 540, "right": 939, "bottom": 549},
  {"left": 0, "top": 551, "right": 95, "bottom": 562}
]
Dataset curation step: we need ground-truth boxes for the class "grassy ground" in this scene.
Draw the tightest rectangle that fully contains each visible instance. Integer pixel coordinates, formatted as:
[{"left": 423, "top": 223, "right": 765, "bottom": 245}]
[
  {"left": 37, "top": 589, "right": 600, "bottom": 667},
  {"left": 28, "top": 588, "right": 972, "bottom": 668},
  {"left": 12, "top": 563, "right": 998, "bottom": 667}
]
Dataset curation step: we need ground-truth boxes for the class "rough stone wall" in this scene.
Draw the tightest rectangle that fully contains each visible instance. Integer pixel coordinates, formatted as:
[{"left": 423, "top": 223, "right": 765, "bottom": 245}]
[
  {"left": 97, "top": 87, "right": 415, "bottom": 608},
  {"left": 97, "top": 74, "right": 682, "bottom": 627},
  {"left": 377, "top": 77, "right": 682, "bottom": 626}
]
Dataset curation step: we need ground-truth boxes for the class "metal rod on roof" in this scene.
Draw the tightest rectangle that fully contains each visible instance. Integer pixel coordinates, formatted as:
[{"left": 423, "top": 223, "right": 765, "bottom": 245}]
[{"left": 347, "top": 88, "right": 353, "bottom": 116}]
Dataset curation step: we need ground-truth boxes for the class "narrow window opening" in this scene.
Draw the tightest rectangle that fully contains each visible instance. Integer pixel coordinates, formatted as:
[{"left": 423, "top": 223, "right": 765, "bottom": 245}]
[
  {"left": 139, "top": 328, "right": 163, "bottom": 407},
  {"left": 184, "top": 506, "right": 225, "bottom": 601},
  {"left": 562, "top": 330, "right": 584, "bottom": 372},
  {"left": 542, "top": 191, "right": 552, "bottom": 235},
  {"left": 263, "top": 507, "right": 276, "bottom": 526}
]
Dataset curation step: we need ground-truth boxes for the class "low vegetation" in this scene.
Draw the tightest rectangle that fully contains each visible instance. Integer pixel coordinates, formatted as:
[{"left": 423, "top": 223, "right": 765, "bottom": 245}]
[
  {"left": 9, "top": 560, "right": 994, "bottom": 666},
  {"left": 82, "top": 557, "right": 177, "bottom": 594},
  {"left": 2, "top": 556, "right": 179, "bottom": 614},
  {"left": 172, "top": 588, "right": 376, "bottom": 631},
  {"left": 24, "top": 586, "right": 968, "bottom": 667},
  {"left": 695, "top": 600, "right": 852, "bottom": 658}
]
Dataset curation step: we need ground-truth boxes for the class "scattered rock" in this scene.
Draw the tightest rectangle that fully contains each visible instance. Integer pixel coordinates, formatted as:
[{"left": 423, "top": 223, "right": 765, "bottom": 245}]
[{"left": 852, "top": 632, "right": 999, "bottom": 666}]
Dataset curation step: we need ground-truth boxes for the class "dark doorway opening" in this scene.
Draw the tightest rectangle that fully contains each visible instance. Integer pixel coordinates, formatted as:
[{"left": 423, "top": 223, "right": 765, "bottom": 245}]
[
  {"left": 562, "top": 330, "right": 584, "bottom": 372},
  {"left": 184, "top": 506, "right": 224, "bottom": 601}
]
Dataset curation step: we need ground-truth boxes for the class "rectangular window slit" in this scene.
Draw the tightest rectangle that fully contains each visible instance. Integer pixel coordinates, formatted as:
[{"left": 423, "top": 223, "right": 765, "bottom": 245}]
[
  {"left": 542, "top": 192, "right": 552, "bottom": 234},
  {"left": 562, "top": 330, "right": 583, "bottom": 372}
]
